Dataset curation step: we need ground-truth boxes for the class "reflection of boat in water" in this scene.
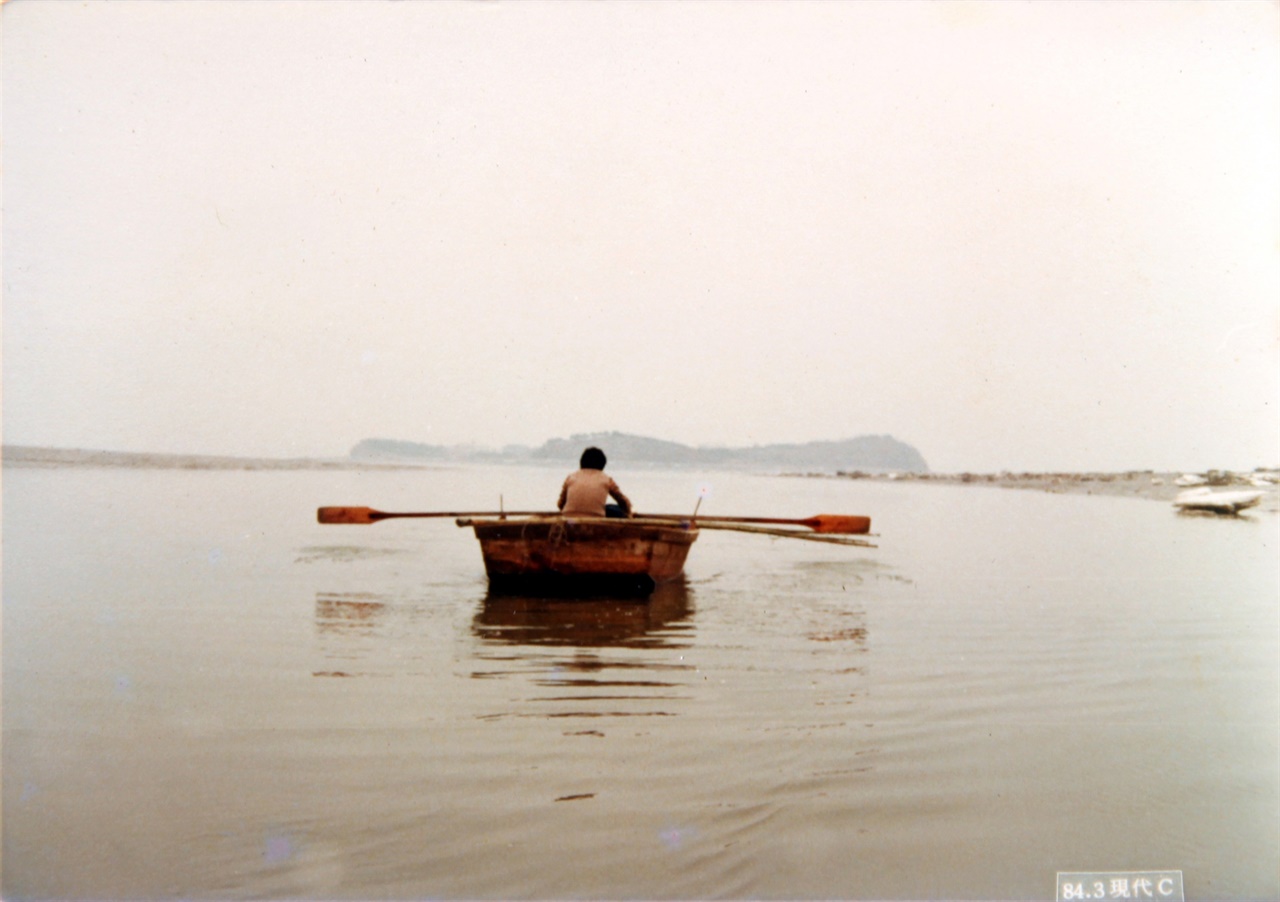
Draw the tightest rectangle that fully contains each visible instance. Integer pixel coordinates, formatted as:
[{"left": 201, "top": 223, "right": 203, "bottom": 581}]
[
  {"left": 1173, "top": 487, "right": 1265, "bottom": 514},
  {"left": 473, "top": 578, "right": 693, "bottom": 647},
  {"left": 457, "top": 517, "right": 699, "bottom": 596}
]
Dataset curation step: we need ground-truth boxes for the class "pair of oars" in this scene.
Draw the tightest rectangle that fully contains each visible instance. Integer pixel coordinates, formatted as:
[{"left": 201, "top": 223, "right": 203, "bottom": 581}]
[{"left": 317, "top": 506, "right": 871, "bottom": 536}]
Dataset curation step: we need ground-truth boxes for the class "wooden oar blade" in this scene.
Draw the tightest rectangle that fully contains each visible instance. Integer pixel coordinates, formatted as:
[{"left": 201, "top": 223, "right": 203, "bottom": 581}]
[
  {"left": 317, "top": 506, "right": 379, "bottom": 525},
  {"left": 807, "top": 515, "right": 872, "bottom": 535}
]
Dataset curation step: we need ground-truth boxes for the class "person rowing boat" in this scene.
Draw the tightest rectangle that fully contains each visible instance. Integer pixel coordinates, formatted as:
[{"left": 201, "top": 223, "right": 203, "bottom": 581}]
[{"left": 557, "top": 446, "right": 633, "bottom": 519}]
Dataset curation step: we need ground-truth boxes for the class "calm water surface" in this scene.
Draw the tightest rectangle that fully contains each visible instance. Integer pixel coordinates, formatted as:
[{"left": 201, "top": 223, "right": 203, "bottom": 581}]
[{"left": 3, "top": 464, "right": 1277, "bottom": 900}]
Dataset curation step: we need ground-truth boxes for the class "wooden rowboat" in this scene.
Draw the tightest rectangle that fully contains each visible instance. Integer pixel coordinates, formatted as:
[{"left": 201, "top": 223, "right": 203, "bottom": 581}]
[
  {"left": 456, "top": 516, "right": 699, "bottom": 596},
  {"left": 316, "top": 505, "right": 871, "bottom": 596}
]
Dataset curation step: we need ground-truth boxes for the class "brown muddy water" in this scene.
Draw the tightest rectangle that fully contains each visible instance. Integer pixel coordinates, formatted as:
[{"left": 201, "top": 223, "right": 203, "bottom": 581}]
[{"left": 3, "top": 464, "right": 1277, "bottom": 900}]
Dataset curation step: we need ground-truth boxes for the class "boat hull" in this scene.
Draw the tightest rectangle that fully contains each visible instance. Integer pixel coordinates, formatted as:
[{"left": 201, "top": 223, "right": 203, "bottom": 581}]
[
  {"left": 462, "top": 517, "right": 699, "bottom": 596},
  {"left": 1173, "top": 488, "right": 1265, "bottom": 514}
]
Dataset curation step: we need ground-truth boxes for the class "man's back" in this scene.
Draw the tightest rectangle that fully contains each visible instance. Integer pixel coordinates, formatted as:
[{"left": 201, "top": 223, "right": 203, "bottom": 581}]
[{"left": 559, "top": 468, "right": 623, "bottom": 516}]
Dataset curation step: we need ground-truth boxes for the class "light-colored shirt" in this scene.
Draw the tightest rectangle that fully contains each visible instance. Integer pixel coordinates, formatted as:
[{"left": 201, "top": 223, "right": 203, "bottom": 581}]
[{"left": 557, "top": 469, "right": 632, "bottom": 517}]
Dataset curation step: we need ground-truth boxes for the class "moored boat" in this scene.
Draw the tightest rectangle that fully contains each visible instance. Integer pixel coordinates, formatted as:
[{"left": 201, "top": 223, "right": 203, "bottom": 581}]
[
  {"left": 1173, "top": 487, "right": 1266, "bottom": 514},
  {"left": 456, "top": 516, "right": 699, "bottom": 596}
]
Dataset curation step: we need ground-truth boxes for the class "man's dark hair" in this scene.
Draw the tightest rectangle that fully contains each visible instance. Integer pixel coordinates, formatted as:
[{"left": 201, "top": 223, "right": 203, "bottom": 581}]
[{"left": 580, "top": 447, "right": 607, "bottom": 470}]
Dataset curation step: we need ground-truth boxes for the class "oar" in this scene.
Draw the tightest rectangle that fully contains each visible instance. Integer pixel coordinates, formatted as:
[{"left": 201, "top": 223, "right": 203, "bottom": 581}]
[
  {"left": 689, "top": 522, "right": 877, "bottom": 546},
  {"left": 640, "top": 513, "right": 871, "bottom": 535},
  {"left": 318, "top": 506, "right": 548, "bottom": 524},
  {"left": 319, "top": 507, "right": 871, "bottom": 534}
]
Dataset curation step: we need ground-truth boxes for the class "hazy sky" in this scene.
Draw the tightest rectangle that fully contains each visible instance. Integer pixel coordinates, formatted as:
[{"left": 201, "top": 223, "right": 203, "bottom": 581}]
[{"left": 4, "top": 0, "right": 1278, "bottom": 472}]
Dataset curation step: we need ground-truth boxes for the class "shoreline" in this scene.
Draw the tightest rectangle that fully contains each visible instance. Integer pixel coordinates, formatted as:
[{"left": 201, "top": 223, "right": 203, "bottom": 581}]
[
  {"left": 790, "top": 469, "right": 1280, "bottom": 513},
  {"left": 6, "top": 445, "right": 1277, "bottom": 513},
  {"left": 0, "top": 446, "right": 434, "bottom": 472}
]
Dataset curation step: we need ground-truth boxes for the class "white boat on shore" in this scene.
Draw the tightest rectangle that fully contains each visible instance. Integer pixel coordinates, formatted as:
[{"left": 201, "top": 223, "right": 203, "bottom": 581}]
[{"left": 1173, "top": 487, "right": 1265, "bottom": 514}]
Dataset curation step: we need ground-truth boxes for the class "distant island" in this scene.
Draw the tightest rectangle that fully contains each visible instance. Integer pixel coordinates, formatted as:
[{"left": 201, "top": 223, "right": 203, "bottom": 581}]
[{"left": 351, "top": 431, "right": 930, "bottom": 473}]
